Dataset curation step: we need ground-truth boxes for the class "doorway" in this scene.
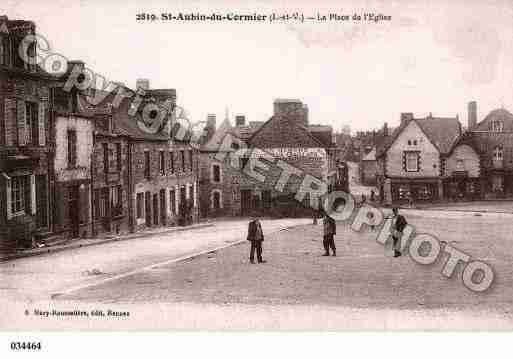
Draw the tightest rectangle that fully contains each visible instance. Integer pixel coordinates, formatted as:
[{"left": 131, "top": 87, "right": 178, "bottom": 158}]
[{"left": 68, "top": 185, "right": 80, "bottom": 238}]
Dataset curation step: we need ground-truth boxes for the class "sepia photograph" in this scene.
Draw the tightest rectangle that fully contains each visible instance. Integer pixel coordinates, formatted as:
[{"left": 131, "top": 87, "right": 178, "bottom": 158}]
[{"left": 1, "top": 0, "right": 513, "bottom": 354}]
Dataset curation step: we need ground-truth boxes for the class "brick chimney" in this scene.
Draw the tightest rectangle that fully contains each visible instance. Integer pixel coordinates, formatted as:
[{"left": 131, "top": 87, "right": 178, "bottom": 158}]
[
  {"left": 235, "top": 115, "right": 246, "bottom": 127},
  {"left": 400, "top": 113, "right": 414, "bottom": 126},
  {"left": 136, "top": 78, "right": 150, "bottom": 91},
  {"left": 468, "top": 101, "right": 477, "bottom": 130},
  {"left": 383, "top": 122, "right": 388, "bottom": 137}
]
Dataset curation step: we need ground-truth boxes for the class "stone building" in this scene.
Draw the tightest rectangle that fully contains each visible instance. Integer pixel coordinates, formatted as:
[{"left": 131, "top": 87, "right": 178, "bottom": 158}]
[
  {"left": 467, "top": 102, "right": 513, "bottom": 198},
  {"left": 376, "top": 112, "right": 481, "bottom": 204},
  {"left": 50, "top": 84, "right": 95, "bottom": 240},
  {"left": 86, "top": 80, "right": 200, "bottom": 232},
  {"left": 0, "top": 17, "right": 54, "bottom": 254},
  {"left": 199, "top": 99, "right": 338, "bottom": 218}
]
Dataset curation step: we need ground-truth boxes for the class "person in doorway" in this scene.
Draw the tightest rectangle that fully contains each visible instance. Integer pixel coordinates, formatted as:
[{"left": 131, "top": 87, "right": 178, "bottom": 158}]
[
  {"left": 247, "top": 218, "right": 266, "bottom": 264},
  {"left": 391, "top": 207, "right": 407, "bottom": 257},
  {"left": 370, "top": 190, "right": 375, "bottom": 202},
  {"left": 322, "top": 212, "right": 337, "bottom": 256}
]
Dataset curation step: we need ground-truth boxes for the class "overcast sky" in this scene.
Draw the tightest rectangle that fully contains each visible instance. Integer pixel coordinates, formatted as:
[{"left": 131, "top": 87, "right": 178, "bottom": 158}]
[{"left": 4, "top": 0, "right": 513, "bottom": 132}]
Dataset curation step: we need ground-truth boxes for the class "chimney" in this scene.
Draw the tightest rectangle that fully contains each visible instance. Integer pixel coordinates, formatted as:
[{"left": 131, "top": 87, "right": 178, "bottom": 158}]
[
  {"left": 468, "top": 101, "right": 477, "bottom": 130},
  {"left": 383, "top": 122, "right": 389, "bottom": 137},
  {"left": 235, "top": 115, "right": 246, "bottom": 127},
  {"left": 207, "top": 114, "right": 216, "bottom": 129},
  {"left": 136, "top": 78, "right": 150, "bottom": 91},
  {"left": 400, "top": 112, "right": 414, "bottom": 126}
]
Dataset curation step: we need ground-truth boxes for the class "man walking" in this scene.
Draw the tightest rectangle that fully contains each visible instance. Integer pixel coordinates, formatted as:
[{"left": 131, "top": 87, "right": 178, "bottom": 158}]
[
  {"left": 247, "top": 218, "right": 266, "bottom": 264},
  {"left": 391, "top": 207, "right": 407, "bottom": 257},
  {"left": 322, "top": 212, "right": 337, "bottom": 256}
]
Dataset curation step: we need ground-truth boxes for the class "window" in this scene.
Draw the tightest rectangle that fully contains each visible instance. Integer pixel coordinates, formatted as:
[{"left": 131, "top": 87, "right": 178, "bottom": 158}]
[
  {"left": 169, "top": 151, "right": 175, "bottom": 174},
  {"left": 212, "top": 164, "right": 221, "bottom": 183},
  {"left": 240, "top": 157, "right": 249, "bottom": 170},
  {"left": 102, "top": 143, "right": 109, "bottom": 173},
  {"left": 25, "top": 102, "right": 38, "bottom": 145},
  {"left": 0, "top": 36, "right": 5, "bottom": 65},
  {"left": 407, "top": 140, "right": 411, "bottom": 146},
  {"left": 12, "top": 176, "right": 28, "bottom": 214},
  {"left": 136, "top": 193, "right": 144, "bottom": 219},
  {"left": 144, "top": 151, "right": 150, "bottom": 179},
  {"left": 116, "top": 143, "right": 122, "bottom": 172},
  {"left": 170, "top": 189, "right": 176, "bottom": 214},
  {"left": 189, "top": 150, "right": 194, "bottom": 171},
  {"left": 111, "top": 185, "right": 123, "bottom": 215},
  {"left": 441, "top": 158, "right": 447, "bottom": 176},
  {"left": 181, "top": 150, "right": 185, "bottom": 172},
  {"left": 99, "top": 188, "right": 109, "bottom": 218},
  {"left": 413, "top": 140, "right": 418, "bottom": 146},
  {"left": 405, "top": 151, "right": 419, "bottom": 172},
  {"left": 159, "top": 151, "right": 165, "bottom": 175},
  {"left": 68, "top": 130, "right": 77, "bottom": 167},
  {"left": 456, "top": 159, "right": 464, "bottom": 171},
  {"left": 493, "top": 146, "right": 503, "bottom": 161},
  {"left": 491, "top": 120, "right": 503, "bottom": 132}
]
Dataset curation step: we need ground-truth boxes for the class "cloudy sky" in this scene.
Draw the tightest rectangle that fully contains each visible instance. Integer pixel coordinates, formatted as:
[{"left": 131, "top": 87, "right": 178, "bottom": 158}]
[{"left": 4, "top": 0, "right": 513, "bottom": 132}]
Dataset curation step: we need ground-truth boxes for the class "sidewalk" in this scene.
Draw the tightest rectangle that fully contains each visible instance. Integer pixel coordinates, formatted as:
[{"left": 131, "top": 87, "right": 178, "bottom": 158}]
[{"left": 1, "top": 222, "right": 215, "bottom": 263}]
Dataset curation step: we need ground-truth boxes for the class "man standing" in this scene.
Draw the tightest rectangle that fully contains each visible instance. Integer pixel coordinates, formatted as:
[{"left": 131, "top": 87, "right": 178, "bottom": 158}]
[
  {"left": 247, "top": 218, "right": 266, "bottom": 264},
  {"left": 322, "top": 213, "right": 337, "bottom": 256},
  {"left": 391, "top": 207, "right": 407, "bottom": 257}
]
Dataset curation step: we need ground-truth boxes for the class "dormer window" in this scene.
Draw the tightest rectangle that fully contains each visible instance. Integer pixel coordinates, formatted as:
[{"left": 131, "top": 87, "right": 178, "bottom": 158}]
[{"left": 491, "top": 120, "right": 503, "bottom": 132}]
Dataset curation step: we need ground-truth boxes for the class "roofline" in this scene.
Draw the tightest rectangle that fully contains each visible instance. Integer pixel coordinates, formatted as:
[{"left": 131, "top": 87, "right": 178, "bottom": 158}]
[{"left": 247, "top": 115, "right": 326, "bottom": 148}]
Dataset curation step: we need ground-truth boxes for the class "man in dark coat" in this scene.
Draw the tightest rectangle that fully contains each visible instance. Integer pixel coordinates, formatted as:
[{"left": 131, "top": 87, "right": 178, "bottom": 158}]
[
  {"left": 247, "top": 218, "right": 266, "bottom": 264},
  {"left": 391, "top": 207, "right": 407, "bottom": 257},
  {"left": 322, "top": 213, "right": 337, "bottom": 256}
]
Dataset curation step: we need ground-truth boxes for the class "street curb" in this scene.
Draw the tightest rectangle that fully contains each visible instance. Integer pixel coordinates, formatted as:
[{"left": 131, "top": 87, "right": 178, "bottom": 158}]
[
  {"left": 397, "top": 206, "right": 513, "bottom": 215},
  {"left": 0, "top": 223, "right": 215, "bottom": 263},
  {"left": 51, "top": 222, "right": 309, "bottom": 298}
]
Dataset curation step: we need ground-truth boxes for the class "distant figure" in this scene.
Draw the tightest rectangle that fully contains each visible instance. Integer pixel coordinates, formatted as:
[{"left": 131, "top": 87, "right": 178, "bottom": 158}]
[
  {"left": 408, "top": 193, "right": 414, "bottom": 208},
  {"left": 361, "top": 194, "right": 366, "bottom": 205},
  {"left": 391, "top": 207, "right": 407, "bottom": 258},
  {"left": 322, "top": 213, "right": 337, "bottom": 257},
  {"left": 370, "top": 190, "right": 375, "bottom": 202},
  {"left": 247, "top": 218, "right": 266, "bottom": 264}
]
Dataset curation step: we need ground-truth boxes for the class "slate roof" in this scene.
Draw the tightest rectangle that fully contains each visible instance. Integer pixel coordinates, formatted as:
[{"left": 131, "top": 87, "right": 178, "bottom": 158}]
[
  {"left": 248, "top": 115, "right": 325, "bottom": 149},
  {"left": 81, "top": 88, "right": 170, "bottom": 141},
  {"left": 376, "top": 116, "right": 461, "bottom": 157}
]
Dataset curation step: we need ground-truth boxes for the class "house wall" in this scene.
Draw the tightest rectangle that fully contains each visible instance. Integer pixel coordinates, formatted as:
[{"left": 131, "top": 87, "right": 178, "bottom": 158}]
[
  {"left": 131, "top": 141, "right": 199, "bottom": 232},
  {"left": 52, "top": 115, "right": 94, "bottom": 238},
  {"left": 92, "top": 136, "right": 130, "bottom": 236},
  {"left": 446, "top": 144, "right": 480, "bottom": 178},
  {"left": 386, "top": 121, "right": 440, "bottom": 178},
  {"left": 54, "top": 115, "right": 93, "bottom": 181},
  {"left": 0, "top": 72, "right": 53, "bottom": 253}
]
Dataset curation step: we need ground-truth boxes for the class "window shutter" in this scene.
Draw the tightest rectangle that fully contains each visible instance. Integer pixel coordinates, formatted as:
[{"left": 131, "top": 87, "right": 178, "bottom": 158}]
[
  {"left": 417, "top": 153, "right": 421, "bottom": 171},
  {"left": 3, "top": 173, "right": 12, "bottom": 220},
  {"left": 4, "top": 98, "right": 15, "bottom": 146},
  {"left": 30, "top": 174, "right": 36, "bottom": 215},
  {"left": 402, "top": 152, "right": 406, "bottom": 172},
  {"left": 38, "top": 101, "right": 46, "bottom": 146},
  {"left": 17, "top": 99, "right": 26, "bottom": 146}
]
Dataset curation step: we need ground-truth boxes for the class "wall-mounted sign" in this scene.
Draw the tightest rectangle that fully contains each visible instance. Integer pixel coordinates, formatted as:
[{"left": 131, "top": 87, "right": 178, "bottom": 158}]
[{"left": 265, "top": 147, "right": 325, "bottom": 161}]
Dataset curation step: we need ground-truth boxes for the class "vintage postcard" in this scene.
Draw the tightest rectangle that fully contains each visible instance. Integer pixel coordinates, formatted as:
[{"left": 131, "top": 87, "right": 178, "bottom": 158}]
[{"left": 1, "top": 0, "right": 512, "bottom": 339}]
